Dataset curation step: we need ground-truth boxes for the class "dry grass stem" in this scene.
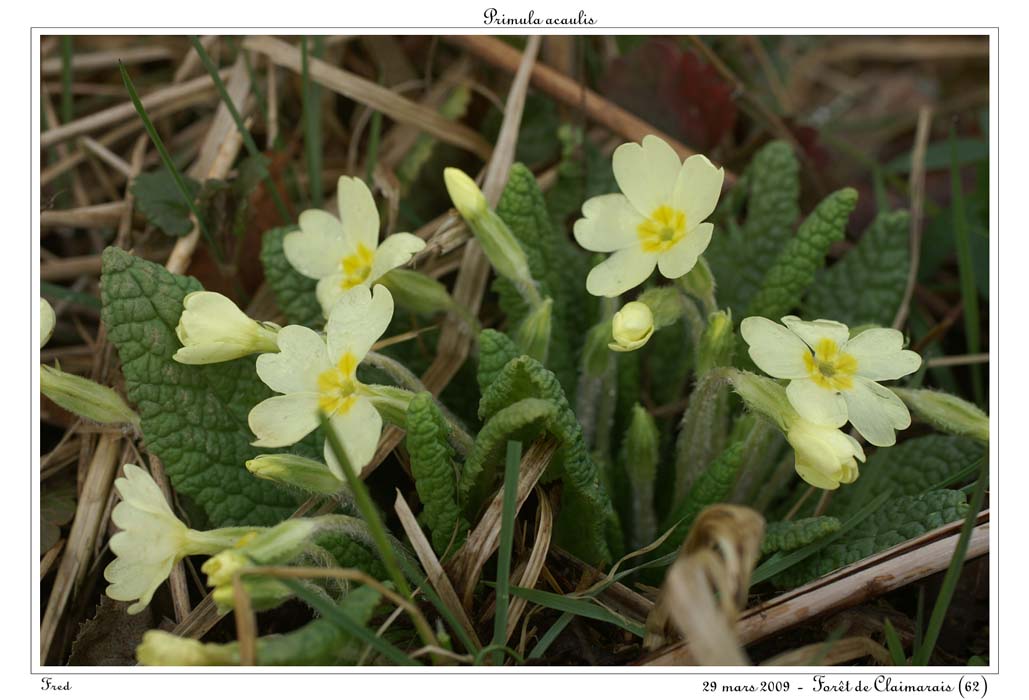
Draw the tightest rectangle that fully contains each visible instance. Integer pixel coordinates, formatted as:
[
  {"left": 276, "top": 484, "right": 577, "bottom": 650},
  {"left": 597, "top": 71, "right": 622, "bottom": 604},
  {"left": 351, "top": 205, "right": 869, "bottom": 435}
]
[
  {"left": 762, "top": 636, "right": 892, "bottom": 666},
  {"left": 504, "top": 486, "right": 553, "bottom": 642},
  {"left": 40, "top": 45, "right": 174, "bottom": 76},
  {"left": 893, "top": 106, "right": 933, "bottom": 330},
  {"left": 41, "top": 203, "right": 128, "bottom": 232},
  {"left": 243, "top": 36, "right": 492, "bottom": 160}
]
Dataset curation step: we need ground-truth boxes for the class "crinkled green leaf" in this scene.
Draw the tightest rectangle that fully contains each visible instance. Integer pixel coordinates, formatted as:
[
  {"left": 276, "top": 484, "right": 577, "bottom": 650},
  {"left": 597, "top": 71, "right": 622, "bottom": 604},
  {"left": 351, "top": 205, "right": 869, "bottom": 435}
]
[
  {"left": 493, "top": 163, "right": 592, "bottom": 397},
  {"left": 761, "top": 516, "right": 842, "bottom": 555},
  {"left": 830, "top": 435, "right": 985, "bottom": 517},
  {"left": 476, "top": 354, "right": 622, "bottom": 563},
  {"left": 130, "top": 170, "right": 202, "bottom": 238},
  {"left": 746, "top": 187, "right": 858, "bottom": 320},
  {"left": 100, "top": 247, "right": 302, "bottom": 526},
  {"left": 804, "top": 210, "right": 910, "bottom": 327},
  {"left": 406, "top": 392, "right": 468, "bottom": 555},
  {"left": 774, "top": 490, "right": 968, "bottom": 588},
  {"left": 706, "top": 141, "right": 801, "bottom": 315},
  {"left": 260, "top": 226, "right": 322, "bottom": 328},
  {"left": 477, "top": 329, "right": 523, "bottom": 392}
]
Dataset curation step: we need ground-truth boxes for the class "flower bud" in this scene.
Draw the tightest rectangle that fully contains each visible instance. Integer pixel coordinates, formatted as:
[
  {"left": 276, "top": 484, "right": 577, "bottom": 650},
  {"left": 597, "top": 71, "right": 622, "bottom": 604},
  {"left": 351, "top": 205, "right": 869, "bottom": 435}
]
[
  {"left": 443, "top": 167, "right": 535, "bottom": 294},
  {"left": 174, "top": 291, "right": 280, "bottom": 365},
  {"left": 515, "top": 297, "right": 553, "bottom": 362},
  {"left": 41, "top": 365, "right": 140, "bottom": 426},
  {"left": 41, "top": 298, "right": 55, "bottom": 348},
  {"left": 212, "top": 576, "right": 294, "bottom": 613},
  {"left": 678, "top": 255, "right": 715, "bottom": 300},
  {"left": 725, "top": 368, "right": 797, "bottom": 431},
  {"left": 379, "top": 269, "right": 454, "bottom": 315},
  {"left": 137, "top": 630, "right": 236, "bottom": 666},
  {"left": 697, "top": 310, "right": 735, "bottom": 374},
  {"left": 202, "top": 519, "right": 318, "bottom": 588},
  {"left": 786, "top": 418, "right": 865, "bottom": 490},
  {"left": 246, "top": 453, "right": 346, "bottom": 495},
  {"left": 893, "top": 388, "right": 989, "bottom": 443},
  {"left": 609, "top": 301, "right": 654, "bottom": 352},
  {"left": 635, "top": 287, "right": 686, "bottom": 328}
]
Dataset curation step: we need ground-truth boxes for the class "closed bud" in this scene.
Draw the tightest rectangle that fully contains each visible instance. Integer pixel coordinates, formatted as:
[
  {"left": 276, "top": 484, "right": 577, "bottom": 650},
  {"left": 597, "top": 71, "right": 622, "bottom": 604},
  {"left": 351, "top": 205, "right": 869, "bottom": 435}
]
[
  {"left": 137, "top": 630, "right": 236, "bottom": 666},
  {"left": 202, "top": 519, "right": 318, "bottom": 588},
  {"left": 41, "top": 298, "right": 55, "bottom": 348},
  {"left": 609, "top": 301, "right": 654, "bottom": 352},
  {"left": 379, "top": 269, "right": 454, "bottom": 315},
  {"left": 246, "top": 453, "right": 346, "bottom": 495},
  {"left": 786, "top": 418, "right": 865, "bottom": 490},
  {"left": 725, "top": 368, "right": 797, "bottom": 431},
  {"left": 515, "top": 297, "right": 553, "bottom": 362},
  {"left": 893, "top": 388, "right": 989, "bottom": 443},
  {"left": 41, "top": 365, "right": 140, "bottom": 426},
  {"left": 443, "top": 168, "right": 536, "bottom": 296},
  {"left": 697, "top": 310, "right": 735, "bottom": 374},
  {"left": 212, "top": 576, "right": 294, "bottom": 613}
]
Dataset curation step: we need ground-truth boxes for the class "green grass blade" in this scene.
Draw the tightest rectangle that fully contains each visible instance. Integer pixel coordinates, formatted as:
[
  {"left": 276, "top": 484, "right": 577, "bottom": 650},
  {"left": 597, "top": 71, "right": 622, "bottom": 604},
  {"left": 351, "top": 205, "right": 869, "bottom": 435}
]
[
  {"left": 118, "top": 62, "right": 222, "bottom": 263},
  {"left": 528, "top": 611, "right": 573, "bottom": 659},
  {"left": 911, "top": 455, "right": 988, "bottom": 665},
  {"left": 302, "top": 36, "right": 324, "bottom": 208},
  {"left": 490, "top": 440, "right": 522, "bottom": 665},
  {"left": 509, "top": 586, "right": 646, "bottom": 638},
  {"left": 949, "top": 124, "right": 984, "bottom": 405},
  {"left": 751, "top": 489, "right": 894, "bottom": 586},
  {"left": 882, "top": 618, "right": 908, "bottom": 665},
  {"left": 188, "top": 36, "right": 291, "bottom": 224},
  {"left": 320, "top": 412, "right": 411, "bottom": 601},
  {"left": 915, "top": 585, "right": 925, "bottom": 652},
  {"left": 59, "top": 37, "right": 74, "bottom": 123},
  {"left": 275, "top": 577, "right": 419, "bottom": 666}
]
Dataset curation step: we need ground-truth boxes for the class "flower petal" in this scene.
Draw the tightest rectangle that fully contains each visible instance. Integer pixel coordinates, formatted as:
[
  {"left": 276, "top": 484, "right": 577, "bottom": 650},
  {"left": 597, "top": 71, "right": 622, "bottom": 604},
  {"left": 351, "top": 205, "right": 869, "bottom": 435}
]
[
  {"left": 113, "top": 465, "right": 178, "bottom": 519},
  {"left": 585, "top": 246, "right": 657, "bottom": 297},
  {"left": 656, "top": 222, "right": 713, "bottom": 279},
  {"left": 316, "top": 274, "right": 346, "bottom": 316},
  {"left": 795, "top": 460, "right": 842, "bottom": 490},
  {"left": 672, "top": 154, "right": 724, "bottom": 226},
  {"left": 843, "top": 377, "right": 909, "bottom": 447},
  {"left": 573, "top": 194, "right": 644, "bottom": 252},
  {"left": 787, "top": 378, "right": 848, "bottom": 427},
  {"left": 323, "top": 396, "right": 383, "bottom": 475},
  {"left": 739, "top": 316, "right": 811, "bottom": 379},
  {"left": 249, "top": 393, "right": 321, "bottom": 447},
  {"left": 844, "top": 328, "right": 922, "bottom": 380},
  {"left": 105, "top": 555, "right": 174, "bottom": 614},
  {"left": 612, "top": 135, "right": 681, "bottom": 216},
  {"left": 286, "top": 211, "right": 345, "bottom": 279},
  {"left": 781, "top": 316, "right": 850, "bottom": 351},
  {"left": 256, "top": 325, "right": 330, "bottom": 395},
  {"left": 337, "top": 176, "right": 380, "bottom": 251},
  {"left": 369, "top": 233, "right": 426, "bottom": 283},
  {"left": 325, "top": 284, "right": 394, "bottom": 361}
]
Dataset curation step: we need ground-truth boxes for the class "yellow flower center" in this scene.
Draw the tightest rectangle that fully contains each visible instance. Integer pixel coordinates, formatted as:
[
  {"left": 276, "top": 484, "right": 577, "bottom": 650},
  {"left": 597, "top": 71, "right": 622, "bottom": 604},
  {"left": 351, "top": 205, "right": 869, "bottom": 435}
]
[
  {"left": 637, "top": 205, "right": 687, "bottom": 253},
  {"left": 802, "top": 338, "right": 858, "bottom": 391},
  {"left": 339, "top": 244, "right": 375, "bottom": 290},
  {"left": 317, "top": 352, "right": 361, "bottom": 414}
]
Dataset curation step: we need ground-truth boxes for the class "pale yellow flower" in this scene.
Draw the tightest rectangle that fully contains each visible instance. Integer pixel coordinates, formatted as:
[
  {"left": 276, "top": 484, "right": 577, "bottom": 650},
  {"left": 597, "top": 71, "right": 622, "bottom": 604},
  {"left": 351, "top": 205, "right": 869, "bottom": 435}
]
[
  {"left": 574, "top": 135, "right": 724, "bottom": 297},
  {"left": 174, "top": 291, "right": 280, "bottom": 365},
  {"left": 741, "top": 316, "right": 921, "bottom": 447},
  {"left": 609, "top": 301, "right": 654, "bottom": 352},
  {"left": 41, "top": 298, "right": 55, "bottom": 348},
  {"left": 786, "top": 418, "right": 865, "bottom": 490},
  {"left": 248, "top": 284, "right": 394, "bottom": 472},
  {"left": 284, "top": 176, "right": 425, "bottom": 315},
  {"left": 104, "top": 465, "right": 255, "bottom": 614}
]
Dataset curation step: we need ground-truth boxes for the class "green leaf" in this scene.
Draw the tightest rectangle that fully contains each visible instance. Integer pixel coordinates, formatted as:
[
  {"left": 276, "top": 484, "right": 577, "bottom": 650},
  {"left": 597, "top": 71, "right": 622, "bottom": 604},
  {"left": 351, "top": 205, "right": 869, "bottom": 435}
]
[
  {"left": 829, "top": 436, "right": 985, "bottom": 517},
  {"left": 659, "top": 441, "right": 744, "bottom": 561},
  {"left": 673, "top": 371, "right": 730, "bottom": 502},
  {"left": 746, "top": 187, "right": 858, "bottom": 320},
  {"left": 773, "top": 489, "right": 969, "bottom": 589},
  {"left": 545, "top": 125, "right": 617, "bottom": 232},
  {"left": 41, "top": 474, "right": 76, "bottom": 555},
  {"left": 476, "top": 355, "right": 622, "bottom": 563},
  {"left": 260, "top": 226, "right": 322, "bottom": 328},
  {"left": 804, "top": 210, "right": 910, "bottom": 327},
  {"left": 492, "top": 163, "right": 592, "bottom": 397},
  {"left": 509, "top": 586, "right": 645, "bottom": 638},
  {"left": 130, "top": 170, "right": 202, "bottom": 238},
  {"left": 761, "top": 516, "right": 842, "bottom": 555},
  {"left": 885, "top": 138, "right": 988, "bottom": 174},
  {"left": 481, "top": 94, "right": 561, "bottom": 168},
  {"left": 706, "top": 141, "right": 801, "bottom": 315},
  {"left": 476, "top": 329, "right": 523, "bottom": 393},
  {"left": 406, "top": 392, "right": 468, "bottom": 556},
  {"left": 100, "top": 247, "right": 301, "bottom": 526}
]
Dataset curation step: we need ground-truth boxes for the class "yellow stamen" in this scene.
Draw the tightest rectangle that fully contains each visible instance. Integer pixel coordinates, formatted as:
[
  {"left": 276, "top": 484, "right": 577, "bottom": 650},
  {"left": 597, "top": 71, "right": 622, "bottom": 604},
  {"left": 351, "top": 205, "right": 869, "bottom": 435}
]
[
  {"left": 338, "top": 244, "right": 375, "bottom": 289},
  {"left": 802, "top": 338, "right": 858, "bottom": 391},
  {"left": 317, "top": 352, "right": 361, "bottom": 414},
  {"left": 637, "top": 205, "right": 687, "bottom": 253}
]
